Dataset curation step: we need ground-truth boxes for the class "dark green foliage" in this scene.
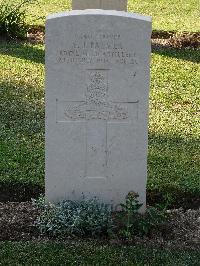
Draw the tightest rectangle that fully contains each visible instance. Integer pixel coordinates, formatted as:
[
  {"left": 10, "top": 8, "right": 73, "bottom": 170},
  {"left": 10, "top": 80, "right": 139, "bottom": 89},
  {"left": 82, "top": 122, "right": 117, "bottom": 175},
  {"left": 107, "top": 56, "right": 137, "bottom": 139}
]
[
  {"left": 137, "top": 207, "right": 167, "bottom": 236},
  {"left": 117, "top": 193, "right": 166, "bottom": 239},
  {"left": 0, "top": 0, "right": 36, "bottom": 38},
  {"left": 118, "top": 192, "right": 143, "bottom": 239}
]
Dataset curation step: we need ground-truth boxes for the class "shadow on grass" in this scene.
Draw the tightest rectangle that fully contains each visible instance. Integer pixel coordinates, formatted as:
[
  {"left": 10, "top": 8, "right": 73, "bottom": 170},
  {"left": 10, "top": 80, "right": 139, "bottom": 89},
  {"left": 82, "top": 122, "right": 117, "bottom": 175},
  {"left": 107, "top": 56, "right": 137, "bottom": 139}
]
[
  {"left": 0, "top": 80, "right": 44, "bottom": 135},
  {"left": 0, "top": 80, "right": 44, "bottom": 202},
  {"left": 0, "top": 40, "right": 44, "bottom": 64},
  {"left": 147, "top": 133, "right": 200, "bottom": 208},
  {"left": 0, "top": 80, "right": 199, "bottom": 208},
  {"left": 152, "top": 45, "right": 200, "bottom": 63}
]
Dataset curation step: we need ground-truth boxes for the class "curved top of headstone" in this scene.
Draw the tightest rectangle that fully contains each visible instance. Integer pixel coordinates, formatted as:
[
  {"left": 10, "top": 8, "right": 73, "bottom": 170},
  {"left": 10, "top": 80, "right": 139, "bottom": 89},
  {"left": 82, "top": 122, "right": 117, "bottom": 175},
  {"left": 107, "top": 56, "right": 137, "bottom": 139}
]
[{"left": 47, "top": 9, "right": 152, "bottom": 23}]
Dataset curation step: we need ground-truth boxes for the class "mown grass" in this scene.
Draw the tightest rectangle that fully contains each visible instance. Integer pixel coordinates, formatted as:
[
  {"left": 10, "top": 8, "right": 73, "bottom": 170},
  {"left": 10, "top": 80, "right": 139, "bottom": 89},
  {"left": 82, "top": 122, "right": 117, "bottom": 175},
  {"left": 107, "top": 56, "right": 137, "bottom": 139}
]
[
  {"left": 0, "top": 41, "right": 199, "bottom": 205},
  {"left": 128, "top": 0, "right": 200, "bottom": 32},
  {"left": 0, "top": 42, "right": 45, "bottom": 198},
  {"left": 23, "top": 0, "right": 200, "bottom": 32},
  {"left": 0, "top": 0, "right": 199, "bottom": 32},
  {"left": 1, "top": 241, "right": 200, "bottom": 265},
  {"left": 148, "top": 48, "right": 200, "bottom": 204}
]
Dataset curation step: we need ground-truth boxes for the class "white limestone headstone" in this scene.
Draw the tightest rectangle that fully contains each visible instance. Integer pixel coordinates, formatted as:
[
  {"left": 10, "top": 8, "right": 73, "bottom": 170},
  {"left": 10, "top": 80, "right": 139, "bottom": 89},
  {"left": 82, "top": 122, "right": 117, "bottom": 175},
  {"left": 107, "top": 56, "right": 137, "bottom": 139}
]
[
  {"left": 72, "top": 0, "right": 128, "bottom": 11},
  {"left": 45, "top": 10, "right": 152, "bottom": 210}
]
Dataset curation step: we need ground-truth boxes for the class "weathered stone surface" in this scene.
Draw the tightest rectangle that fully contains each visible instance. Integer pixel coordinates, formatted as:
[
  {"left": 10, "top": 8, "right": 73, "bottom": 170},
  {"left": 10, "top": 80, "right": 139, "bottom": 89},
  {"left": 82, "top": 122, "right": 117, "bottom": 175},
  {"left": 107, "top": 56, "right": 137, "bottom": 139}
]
[
  {"left": 72, "top": 0, "right": 127, "bottom": 11},
  {"left": 45, "top": 10, "right": 152, "bottom": 210}
]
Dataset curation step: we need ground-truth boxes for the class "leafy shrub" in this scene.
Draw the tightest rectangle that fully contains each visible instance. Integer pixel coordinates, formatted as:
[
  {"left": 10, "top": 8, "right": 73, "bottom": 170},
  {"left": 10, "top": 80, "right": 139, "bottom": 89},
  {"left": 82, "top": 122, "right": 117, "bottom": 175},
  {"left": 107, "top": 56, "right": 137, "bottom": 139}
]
[
  {"left": 34, "top": 194, "right": 166, "bottom": 240},
  {"left": 136, "top": 207, "right": 167, "bottom": 236},
  {"left": 0, "top": 0, "right": 35, "bottom": 38},
  {"left": 117, "top": 192, "right": 143, "bottom": 239},
  {"left": 117, "top": 192, "right": 166, "bottom": 239},
  {"left": 34, "top": 197, "right": 114, "bottom": 238}
]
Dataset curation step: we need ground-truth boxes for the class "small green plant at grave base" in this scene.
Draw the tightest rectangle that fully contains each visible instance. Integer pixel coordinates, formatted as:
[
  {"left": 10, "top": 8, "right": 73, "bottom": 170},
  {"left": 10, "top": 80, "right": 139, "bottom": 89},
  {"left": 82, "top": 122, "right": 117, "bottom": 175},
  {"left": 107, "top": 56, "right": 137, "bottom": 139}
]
[
  {"left": 117, "top": 192, "right": 167, "bottom": 240},
  {"left": 32, "top": 194, "right": 45, "bottom": 208},
  {"left": 117, "top": 191, "right": 143, "bottom": 240},
  {"left": 137, "top": 207, "right": 167, "bottom": 237},
  {"left": 33, "top": 194, "right": 167, "bottom": 240},
  {"left": 0, "top": 0, "right": 37, "bottom": 38},
  {"left": 34, "top": 196, "right": 115, "bottom": 239}
]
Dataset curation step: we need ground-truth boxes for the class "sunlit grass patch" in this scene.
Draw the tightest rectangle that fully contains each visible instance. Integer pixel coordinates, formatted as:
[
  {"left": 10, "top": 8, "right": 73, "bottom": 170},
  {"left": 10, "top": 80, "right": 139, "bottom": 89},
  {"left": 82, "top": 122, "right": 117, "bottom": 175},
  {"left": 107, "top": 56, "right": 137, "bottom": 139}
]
[
  {"left": 0, "top": 42, "right": 44, "bottom": 190},
  {"left": 21, "top": 0, "right": 200, "bottom": 32},
  {"left": 0, "top": 42, "right": 199, "bottom": 205}
]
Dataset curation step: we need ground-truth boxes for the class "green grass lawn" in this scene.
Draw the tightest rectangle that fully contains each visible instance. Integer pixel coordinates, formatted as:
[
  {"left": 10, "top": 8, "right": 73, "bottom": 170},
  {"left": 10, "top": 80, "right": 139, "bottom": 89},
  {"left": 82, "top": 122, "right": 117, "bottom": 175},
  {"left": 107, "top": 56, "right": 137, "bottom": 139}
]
[
  {"left": 1, "top": 241, "right": 200, "bottom": 265},
  {"left": 0, "top": 43, "right": 45, "bottom": 197},
  {"left": 0, "top": 42, "right": 199, "bottom": 205},
  {"left": 23, "top": 0, "right": 200, "bottom": 32},
  {"left": 1, "top": 0, "right": 199, "bottom": 32},
  {"left": 148, "top": 48, "right": 200, "bottom": 204},
  {"left": 0, "top": 0, "right": 199, "bottom": 205},
  {"left": 0, "top": 1, "right": 199, "bottom": 263},
  {"left": 128, "top": 0, "right": 200, "bottom": 32}
]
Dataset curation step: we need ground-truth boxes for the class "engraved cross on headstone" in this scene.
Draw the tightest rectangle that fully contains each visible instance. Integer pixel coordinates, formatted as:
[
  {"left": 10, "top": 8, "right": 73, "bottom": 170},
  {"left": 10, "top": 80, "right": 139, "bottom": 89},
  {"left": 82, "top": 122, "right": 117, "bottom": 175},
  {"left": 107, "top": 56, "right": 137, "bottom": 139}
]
[{"left": 57, "top": 69, "right": 138, "bottom": 179}]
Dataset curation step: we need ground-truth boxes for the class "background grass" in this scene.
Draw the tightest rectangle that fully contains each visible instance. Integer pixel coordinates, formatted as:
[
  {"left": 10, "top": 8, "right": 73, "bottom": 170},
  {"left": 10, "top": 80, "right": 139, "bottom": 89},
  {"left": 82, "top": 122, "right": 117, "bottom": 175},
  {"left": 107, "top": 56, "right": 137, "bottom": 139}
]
[
  {"left": 0, "top": 1, "right": 199, "bottom": 263},
  {"left": 23, "top": 0, "right": 200, "bottom": 32},
  {"left": 1, "top": 241, "right": 200, "bottom": 265},
  {"left": 0, "top": 0, "right": 199, "bottom": 205},
  {"left": 148, "top": 48, "right": 200, "bottom": 204},
  {"left": 0, "top": 41, "right": 199, "bottom": 205},
  {"left": 0, "top": 43, "right": 45, "bottom": 198},
  {"left": 128, "top": 0, "right": 200, "bottom": 32},
  {"left": 1, "top": 0, "right": 199, "bottom": 32}
]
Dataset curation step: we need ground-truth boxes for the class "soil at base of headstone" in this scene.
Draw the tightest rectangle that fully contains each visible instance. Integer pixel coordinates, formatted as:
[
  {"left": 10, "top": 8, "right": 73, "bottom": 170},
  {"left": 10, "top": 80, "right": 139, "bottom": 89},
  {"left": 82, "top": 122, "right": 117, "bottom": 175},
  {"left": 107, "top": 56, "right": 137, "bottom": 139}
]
[{"left": 0, "top": 202, "right": 199, "bottom": 251}]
